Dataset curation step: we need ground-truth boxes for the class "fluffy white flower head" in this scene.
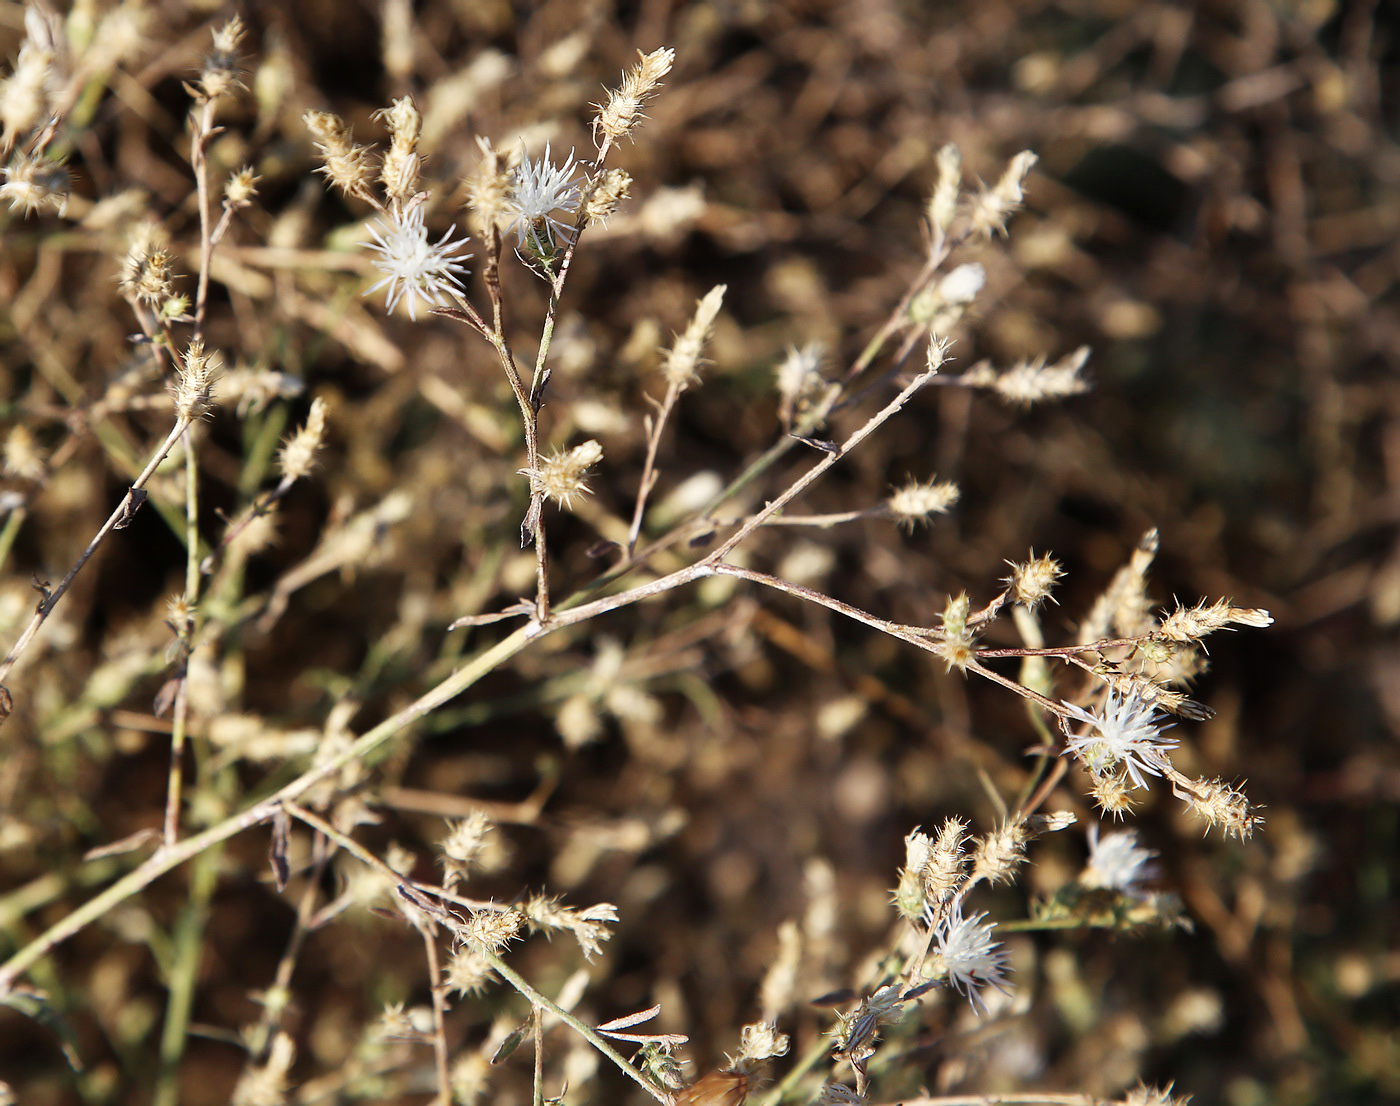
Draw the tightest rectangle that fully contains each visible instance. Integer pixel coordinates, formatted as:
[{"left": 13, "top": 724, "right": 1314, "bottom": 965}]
[
  {"left": 1061, "top": 689, "right": 1177, "bottom": 789},
  {"left": 364, "top": 203, "right": 471, "bottom": 321},
  {"left": 1083, "top": 824, "right": 1159, "bottom": 895},
  {"left": 928, "top": 900, "right": 1010, "bottom": 1012},
  {"left": 505, "top": 143, "right": 582, "bottom": 250}
]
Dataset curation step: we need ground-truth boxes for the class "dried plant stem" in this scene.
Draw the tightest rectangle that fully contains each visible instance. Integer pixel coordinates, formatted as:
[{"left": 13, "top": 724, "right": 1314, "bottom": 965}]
[
  {"left": 626, "top": 376, "right": 685, "bottom": 556},
  {"left": 190, "top": 96, "right": 220, "bottom": 337},
  {"left": 480, "top": 947, "right": 670, "bottom": 1103},
  {"left": 419, "top": 921, "right": 452, "bottom": 1106},
  {"left": 0, "top": 415, "right": 193, "bottom": 694}
]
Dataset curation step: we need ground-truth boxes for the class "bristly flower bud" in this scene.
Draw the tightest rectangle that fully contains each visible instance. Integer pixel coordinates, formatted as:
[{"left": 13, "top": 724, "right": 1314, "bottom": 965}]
[
  {"left": 277, "top": 397, "right": 328, "bottom": 483},
  {"left": 962, "top": 346, "right": 1091, "bottom": 406},
  {"left": 465, "top": 135, "right": 511, "bottom": 237},
  {"left": 1003, "top": 550, "right": 1064, "bottom": 609},
  {"left": 4, "top": 424, "right": 47, "bottom": 481},
  {"left": 1090, "top": 768, "right": 1137, "bottom": 819},
  {"left": 0, "top": 153, "right": 70, "bottom": 216},
  {"left": 304, "top": 111, "right": 375, "bottom": 204},
  {"left": 936, "top": 592, "right": 976, "bottom": 672},
  {"left": 0, "top": 32, "right": 54, "bottom": 151},
  {"left": 894, "top": 828, "right": 935, "bottom": 923},
  {"left": 661, "top": 284, "right": 726, "bottom": 390},
  {"left": 593, "top": 47, "right": 675, "bottom": 145},
  {"left": 969, "top": 820, "right": 1029, "bottom": 887},
  {"left": 775, "top": 342, "right": 827, "bottom": 431},
  {"left": 584, "top": 166, "right": 632, "bottom": 227},
  {"left": 1180, "top": 776, "right": 1262, "bottom": 840},
  {"left": 922, "top": 817, "right": 970, "bottom": 923},
  {"left": 525, "top": 440, "right": 604, "bottom": 511},
  {"left": 927, "top": 143, "right": 962, "bottom": 236},
  {"left": 195, "top": 15, "right": 246, "bottom": 101},
  {"left": 462, "top": 906, "right": 523, "bottom": 952},
  {"left": 223, "top": 165, "right": 260, "bottom": 210},
  {"left": 375, "top": 96, "right": 421, "bottom": 203},
  {"left": 172, "top": 340, "right": 221, "bottom": 422},
  {"left": 886, "top": 478, "right": 959, "bottom": 531},
  {"left": 968, "top": 149, "right": 1038, "bottom": 238},
  {"left": 1157, "top": 599, "right": 1274, "bottom": 642}
]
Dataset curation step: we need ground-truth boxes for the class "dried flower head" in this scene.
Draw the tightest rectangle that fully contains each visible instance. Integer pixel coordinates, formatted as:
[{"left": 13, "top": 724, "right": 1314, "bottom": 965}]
[
  {"left": 277, "top": 397, "right": 328, "bottom": 483},
  {"left": 1003, "top": 551, "right": 1064, "bottom": 609},
  {"left": 886, "top": 477, "right": 959, "bottom": 531},
  {"left": 363, "top": 203, "right": 472, "bottom": 320},
  {"left": 3, "top": 425, "right": 46, "bottom": 482},
  {"left": 465, "top": 135, "right": 511, "bottom": 237},
  {"left": 0, "top": 31, "right": 54, "bottom": 150},
  {"left": 462, "top": 906, "right": 523, "bottom": 952},
  {"left": 375, "top": 96, "right": 421, "bottom": 202},
  {"left": 172, "top": 340, "right": 221, "bottom": 421},
  {"left": 962, "top": 346, "right": 1091, "bottom": 406},
  {"left": 0, "top": 152, "right": 69, "bottom": 216},
  {"left": 224, "top": 165, "right": 260, "bottom": 210},
  {"left": 195, "top": 15, "right": 246, "bottom": 101},
  {"left": 304, "top": 110, "right": 374, "bottom": 203},
  {"left": 593, "top": 47, "right": 676, "bottom": 144},
  {"left": 775, "top": 342, "right": 827, "bottom": 430},
  {"left": 936, "top": 592, "right": 977, "bottom": 672},
  {"left": 1180, "top": 776, "right": 1263, "bottom": 840},
  {"left": 662, "top": 284, "right": 726, "bottom": 390},
  {"left": 927, "top": 142, "right": 962, "bottom": 235},
  {"left": 1061, "top": 689, "right": 1178, "bottom": 790},
  {"left": 504, "top": 143, "right": 582, "bottom": 252},
  {"left": 584, "top": 166, "right": 632, "bottom": 227},
  {"left": 1158, "top": 599, "right": 1274, "bottom": 643},
  {"left": 969, "top": 820, "right": 1029, "bottom": 887},
  {"left": 968, "top": 149, "right": 1038, "bottom": 238},
  {"left": 524, "top": 440, "right": 604, "bottom": 511},
  {"left": 120, "top": 223, "right": 176, "bottom": 306}
]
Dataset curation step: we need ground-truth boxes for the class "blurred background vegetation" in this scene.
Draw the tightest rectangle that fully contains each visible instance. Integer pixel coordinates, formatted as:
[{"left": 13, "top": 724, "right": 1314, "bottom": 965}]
[{"left": 0, "top": 0, "right": 1396, "bottom": 1104}]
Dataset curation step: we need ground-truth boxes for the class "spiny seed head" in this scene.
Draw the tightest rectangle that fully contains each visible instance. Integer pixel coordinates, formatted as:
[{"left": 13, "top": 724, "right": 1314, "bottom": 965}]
[
  {"left": 970, "top": 820, "right": 1029, "bottom": 886},
  {"left": 1004, "top": 551, "right": 1064, "bottom": 609},
  {"left": 967, "top": 149, "right": 1038, "bottom": 238},
  {"left": 593, "top": 47, "right": 675, "bottom": 144},
  {"left": 525, "top": 440, "right": 603, "bottom": 511},
  {"left": 277, "top": 397, "right": 328, "bottom": 482},
  {"left": 375, "top": 96, "right": 422, "bottom": 202},
  {"left": 887, "top": 478, "right": 959, "bottom": 531},
  {"left": 894, "top": 828, "right": 935, "bottom": 922},
  {"left": 936, "top": 592, "right": 976, "bottom": 673},
  {"left": 1, "top": 154, "right": 70, "bottom": 216},
  {"left": 927, "top": 142, "right": 962, "bottom": 234},
  {"left": 584, "top": 166, "right": 632, "bottom": 227},
  {"left": 304, "top": 110, "right": 374, "bottom": 203},
  {"left": 1158, "top": 599, "right": 1274, "bottom": 642},
  {"left": 3, "top": 425, "right": 46, "bottom": 481},
  {"left": 964, "top": 346, "right": 1091, "bottom": 406},
  {"left": 463, "top": 907, "right": 523, "bottom": 952},
  {"left": 172, "top": 339, "right": 221, "bottom": 421},
  {"left": 1090, "top": 769, "right": 1137, "bottom": 820},
  {"left": 661, "top": 284, "right": 726, "bottom": 389},
  {"left": 465, "top": 135, "right": 511, "bottom": 237},
  {"left": 1187, "top": 777, "right": 1262, "bottom": 840},
  {"left": 0, "top": 36, "right": 54, "bottom": 149},
  {"left": 224, "top": 165, "right": 260, "bottom": 209},
  {"left": 196, "top": 15, "right": 246, "bottom": 101}
]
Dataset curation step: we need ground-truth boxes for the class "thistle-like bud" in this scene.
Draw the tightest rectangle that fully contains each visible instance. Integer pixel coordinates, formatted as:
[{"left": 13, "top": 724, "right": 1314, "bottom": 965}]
[
  {"left": 593, "top": 47, "right": 675, "bottom": 144},
  {"left": 223, "top": 165, "right": 260, "bottom": 210},
  {"left": 968, "top": 149, "right": 1038, "bottom": 238},
  {"left": 304, "top": 110, "right": 374, "bottom": 203},
  {"left": 936, "top": 592, "right": 976, "bottom": 673},
  {"left": 584, "top": 166, "right": 632, "bottom": 227},
  {"left": 1003, "top": 551, "right": 1064, "bottom": 609},
  {"left": 172, "top": 340, "right": 221, "bottom": 422},
  {"left": 277, "top": 396, "right": 328, "bottom": 483},
  {"left": 120, "top": 224, "right": 176, "bottom": 305},
  {"left": 195, "top": 15, "right": 246, "bottom": 101},
  {"left": 525, "top": 440, "right": 604, "bottom": 511},
  {"left": 962, "top": 346, "right": 1091, "bottom": 406},
  {"left": 375, "top": 96, "right": 421, "bottom": 203},
  {"left": 463, "top": 907, "right": 524, "bottom": 952},
  {"left": 0, "top": 36, "right": 53, "bottom": 150},
  {"left": 894, "top": 828, "right": 935, "bottom": 922},
  {"left": 969, "top": 820, "right": 1029, "bottom": 886},
  {"left": 927, "top": 143, "right": 962, "bottom": 236},
  {"left": 465, "top": 135, "right": 512, "bottom": 238},
  {"left": 661, "top": 284, "right": 726, "bottom": 390},
  {"left": 1158, "top": 599, "right": 1274, "bottom": 643},
  {"left": 1184, "top": 777, "right": 1262, "bottom": 840},
  {"left": 1, "top": 153, "right": 70, "bottom": 216},
  {"left": 886, "top": 478, "right": 959, "bottom": 531}
]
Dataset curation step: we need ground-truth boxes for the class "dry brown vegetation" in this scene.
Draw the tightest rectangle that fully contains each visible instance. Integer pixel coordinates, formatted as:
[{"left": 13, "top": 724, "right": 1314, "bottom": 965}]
[{"left": 0, "top": 2, "right": 1396, "bottom": 1105}]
